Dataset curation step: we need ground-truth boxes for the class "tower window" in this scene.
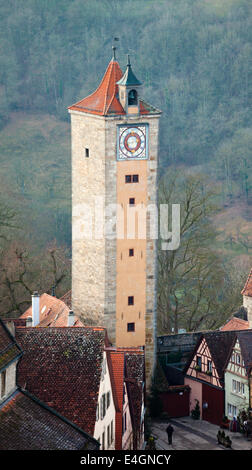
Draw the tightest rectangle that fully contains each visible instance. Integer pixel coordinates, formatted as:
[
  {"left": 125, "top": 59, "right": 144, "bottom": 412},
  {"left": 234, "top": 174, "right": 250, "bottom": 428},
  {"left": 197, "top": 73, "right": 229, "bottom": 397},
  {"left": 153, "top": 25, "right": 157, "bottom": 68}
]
[
  {"left": 128, "top": 89, "right": 137, "bottom": 106},
  {"left": 129, "top": 248, "right": 134, "bottom": 257},
  {"left": 85, "top": 148, "right": 89, "bottom": 158},
  {"left": 133, "top": 175, "right": 139, "bottom": 183},
  {"left": 125, "top": 175, "right": 139, "bottom": 183},
  {"left": 125, "top": 175, "right": 132, "bottom": 183},
  {"left": 129, "top": 198, "right": 135, "bottom": 206},
  {"left": 127, "top": 323, "right": 135, "bottom": 332},
  {"left": 128, "top": 296, "right": 134, "bottom": 306}
]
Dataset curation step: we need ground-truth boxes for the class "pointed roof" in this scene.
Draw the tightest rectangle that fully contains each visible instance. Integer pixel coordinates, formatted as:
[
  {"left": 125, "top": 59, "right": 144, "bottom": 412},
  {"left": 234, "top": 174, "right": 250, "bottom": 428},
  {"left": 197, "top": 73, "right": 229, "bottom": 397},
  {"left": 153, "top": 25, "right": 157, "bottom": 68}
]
[
  {"left": 117, "top": 55, "right": 142, "bottom": 87},
  {"left": 241, "top": 268, "right": 252, "bottom": 297},
  {"left": 68, "top": 59, "right": 125, "bottom": 116},
  {"left": 68, "top": 56, "right": 161, "bottom": 117}
]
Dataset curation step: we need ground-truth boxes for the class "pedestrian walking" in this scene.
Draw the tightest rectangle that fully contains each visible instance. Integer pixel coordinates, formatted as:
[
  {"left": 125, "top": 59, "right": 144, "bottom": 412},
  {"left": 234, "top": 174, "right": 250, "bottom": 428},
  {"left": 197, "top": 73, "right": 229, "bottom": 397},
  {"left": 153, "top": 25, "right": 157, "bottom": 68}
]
[{"left": 166, "top": 423, "right": 174, "bottom": 445}]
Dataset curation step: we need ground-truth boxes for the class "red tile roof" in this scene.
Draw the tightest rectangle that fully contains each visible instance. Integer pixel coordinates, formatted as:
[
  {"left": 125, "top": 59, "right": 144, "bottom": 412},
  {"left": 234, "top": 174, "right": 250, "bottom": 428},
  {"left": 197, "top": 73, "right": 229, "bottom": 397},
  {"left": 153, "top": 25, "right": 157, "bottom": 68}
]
[
  {"left": 16, "top": 327, "right": 106, "bottom": 436},
  {"left": 0, "top": 390, "right": 98, "bottom": 450},
  {"left": 109, "top": 351, "right": 125, "bottom": 450},
  {"left": 60, "top": 290, "right": 72, "bottom": 308},
  {"left": 68, "top": 59, "right": 160, "bottom": 117},
  {"left": 241, "top": 268, "right": 252, "bottom": 297},
  {"left": 68, "top": 59, "right": 125, "bottom": 116},
  {"left": 220, "top": 317, "right": 249, "bottom": 331},
  {"left": 107, "top": 347, "right": 144, "bottom": 450},
  {"left": 20, "top": 293, "right": 83, "bottom": 327}
]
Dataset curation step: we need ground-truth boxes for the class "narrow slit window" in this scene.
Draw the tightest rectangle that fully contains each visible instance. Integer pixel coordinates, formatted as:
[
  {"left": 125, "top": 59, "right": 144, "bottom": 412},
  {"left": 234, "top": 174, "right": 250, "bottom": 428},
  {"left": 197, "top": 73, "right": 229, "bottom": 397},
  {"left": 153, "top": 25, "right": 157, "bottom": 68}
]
[
  {"left": 85, "top": 148, "right": 89, "bottom": 158},
  {"left": 129, "top": 198, "right": 135, "bottom": 206},
  {"left": 128, "top": 296, "right": 134, "bottom": 306}
]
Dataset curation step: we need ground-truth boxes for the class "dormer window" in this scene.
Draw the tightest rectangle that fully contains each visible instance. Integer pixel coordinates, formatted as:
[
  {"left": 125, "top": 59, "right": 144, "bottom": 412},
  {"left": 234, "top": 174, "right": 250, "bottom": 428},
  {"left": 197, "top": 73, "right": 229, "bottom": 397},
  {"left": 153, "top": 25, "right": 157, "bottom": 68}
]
[{"left": 128, "top": 89, "right": 137, "bottom": 106}]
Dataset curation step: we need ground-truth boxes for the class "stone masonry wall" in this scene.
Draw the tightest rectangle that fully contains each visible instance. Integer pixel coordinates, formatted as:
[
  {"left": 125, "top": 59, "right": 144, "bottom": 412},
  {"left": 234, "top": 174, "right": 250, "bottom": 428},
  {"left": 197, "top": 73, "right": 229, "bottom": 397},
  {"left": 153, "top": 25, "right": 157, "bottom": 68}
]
[
  {"left": 70, "top": 111, "right": 106, "bottom": 326},
  {"left": 145, "top": 116, "right": 160, "bottom": 391},
  {"left": 70, "top": 110, "right": 160, "bottom": 386}
]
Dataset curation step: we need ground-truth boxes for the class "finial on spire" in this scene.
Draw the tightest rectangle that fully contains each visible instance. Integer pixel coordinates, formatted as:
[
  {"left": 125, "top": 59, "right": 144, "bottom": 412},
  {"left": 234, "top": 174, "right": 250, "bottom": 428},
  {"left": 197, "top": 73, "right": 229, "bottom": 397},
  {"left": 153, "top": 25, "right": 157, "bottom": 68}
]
[
  {"left": 127, "top": 54, "right": 131, "bottom": 67},
  {"left": 112, "top": 45, "right": 116, "bottom": 60}
]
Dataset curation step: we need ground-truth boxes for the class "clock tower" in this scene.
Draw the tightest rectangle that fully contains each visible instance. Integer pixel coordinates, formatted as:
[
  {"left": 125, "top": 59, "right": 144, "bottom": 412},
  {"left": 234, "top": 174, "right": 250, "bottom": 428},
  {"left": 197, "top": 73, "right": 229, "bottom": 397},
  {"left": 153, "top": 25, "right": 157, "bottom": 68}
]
[{"left": 68, "top": 49, "right": 161, "bottom": 388}]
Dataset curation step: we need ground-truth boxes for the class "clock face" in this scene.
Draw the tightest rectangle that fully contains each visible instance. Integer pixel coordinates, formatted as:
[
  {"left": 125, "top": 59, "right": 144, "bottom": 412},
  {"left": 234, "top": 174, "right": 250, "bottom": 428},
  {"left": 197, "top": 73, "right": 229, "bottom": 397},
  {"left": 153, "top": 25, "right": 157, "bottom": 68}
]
[{"left": 117, "top": 125, "right": 148, "bottom": 160}]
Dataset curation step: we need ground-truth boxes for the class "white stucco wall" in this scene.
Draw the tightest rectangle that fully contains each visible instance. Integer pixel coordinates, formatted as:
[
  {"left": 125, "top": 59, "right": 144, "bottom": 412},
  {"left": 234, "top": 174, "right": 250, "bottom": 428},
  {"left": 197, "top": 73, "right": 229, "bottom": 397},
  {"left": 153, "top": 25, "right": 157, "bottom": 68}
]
[
  {"left": 225, "top": 340, "right": 249, "bottom": 418},
  {"left": 0, "top": 360, "right": 18, "bottom": 404},
  {"left": 93, "top": 352, "right": 116, "bottom": 450},
  {"left": 122, "top": 384, "right": 133, "bottom": 450}
]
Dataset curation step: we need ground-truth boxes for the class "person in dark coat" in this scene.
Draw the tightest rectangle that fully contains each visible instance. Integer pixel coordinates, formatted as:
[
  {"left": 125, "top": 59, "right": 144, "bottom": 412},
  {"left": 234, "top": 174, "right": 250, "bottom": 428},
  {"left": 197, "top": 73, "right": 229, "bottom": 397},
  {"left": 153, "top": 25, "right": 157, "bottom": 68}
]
[{"left": 166, "top": 424, "right": 174, "bottom": 445}]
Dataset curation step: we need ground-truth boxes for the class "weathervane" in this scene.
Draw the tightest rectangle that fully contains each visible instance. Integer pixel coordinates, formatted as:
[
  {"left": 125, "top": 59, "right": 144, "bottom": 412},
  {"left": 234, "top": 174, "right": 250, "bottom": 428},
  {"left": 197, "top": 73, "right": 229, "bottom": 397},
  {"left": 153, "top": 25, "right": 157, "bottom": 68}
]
[{"left": 112, "top": 37, "right": 119, "bottom": 60}]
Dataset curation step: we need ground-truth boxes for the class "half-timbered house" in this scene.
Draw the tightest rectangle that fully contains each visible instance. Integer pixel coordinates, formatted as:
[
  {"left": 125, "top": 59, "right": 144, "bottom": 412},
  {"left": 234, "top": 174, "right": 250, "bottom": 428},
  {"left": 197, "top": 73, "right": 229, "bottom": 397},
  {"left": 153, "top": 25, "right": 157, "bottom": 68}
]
[
  {"left": 224, "top": 331, "right": 252, "bottom": 420},
  {"left": 184, "top": 331, "right": 235, "bottom": 425}
]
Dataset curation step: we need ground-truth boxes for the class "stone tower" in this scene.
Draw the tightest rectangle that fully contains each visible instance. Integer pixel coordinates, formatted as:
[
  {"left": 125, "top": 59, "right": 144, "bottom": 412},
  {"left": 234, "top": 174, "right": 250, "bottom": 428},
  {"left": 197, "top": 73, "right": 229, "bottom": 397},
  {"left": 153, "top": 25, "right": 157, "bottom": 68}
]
[{"left": 68, "top": 50, "right": 161, "bottom": 388}]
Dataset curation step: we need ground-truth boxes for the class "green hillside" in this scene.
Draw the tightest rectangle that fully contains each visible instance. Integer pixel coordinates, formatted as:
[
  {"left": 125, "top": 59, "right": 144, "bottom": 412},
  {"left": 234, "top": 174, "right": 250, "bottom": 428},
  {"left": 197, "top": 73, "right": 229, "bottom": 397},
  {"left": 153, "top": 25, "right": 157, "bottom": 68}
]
[
  {"left": 0, "top": 0, "right": 251, "bottom": 326},
  {"left": 0, "top": 112, "right": 71, "bottom": 248}
]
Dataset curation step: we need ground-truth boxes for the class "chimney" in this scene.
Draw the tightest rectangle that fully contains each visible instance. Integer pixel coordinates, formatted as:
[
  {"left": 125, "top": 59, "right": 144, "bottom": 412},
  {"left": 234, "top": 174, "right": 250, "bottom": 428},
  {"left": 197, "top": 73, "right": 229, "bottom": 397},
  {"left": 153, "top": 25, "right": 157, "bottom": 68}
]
[
  {"left": 26, "top": 317, "right": 32, "bottom": 327},
  {"left": 32, "top": 291, "right": 40, "bottom": 327},
  {"left": 68, "top": 310, "right": 75, "bottom": 327}
]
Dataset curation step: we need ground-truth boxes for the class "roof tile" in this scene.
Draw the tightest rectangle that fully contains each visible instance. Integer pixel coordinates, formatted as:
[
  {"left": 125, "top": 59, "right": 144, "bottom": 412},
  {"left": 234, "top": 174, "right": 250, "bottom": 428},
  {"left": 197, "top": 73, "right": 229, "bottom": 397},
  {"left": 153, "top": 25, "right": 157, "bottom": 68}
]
[
  {"left": 241, "top": 268, "right": 252, "bottom": 297},
  {"left": 16, "top": 327, "right": 105, "bottom": 435},
  {"left": 0, "top": 390, "right": 98, "bottom": 450}
]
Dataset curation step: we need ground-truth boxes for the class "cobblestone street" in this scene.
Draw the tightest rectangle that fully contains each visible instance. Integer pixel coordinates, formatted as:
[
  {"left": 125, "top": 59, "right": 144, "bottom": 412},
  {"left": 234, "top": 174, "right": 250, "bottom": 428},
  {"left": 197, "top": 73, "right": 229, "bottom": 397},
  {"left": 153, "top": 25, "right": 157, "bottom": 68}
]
[{"left": 151, "top": 417, "right": 252, "bottom": 451}]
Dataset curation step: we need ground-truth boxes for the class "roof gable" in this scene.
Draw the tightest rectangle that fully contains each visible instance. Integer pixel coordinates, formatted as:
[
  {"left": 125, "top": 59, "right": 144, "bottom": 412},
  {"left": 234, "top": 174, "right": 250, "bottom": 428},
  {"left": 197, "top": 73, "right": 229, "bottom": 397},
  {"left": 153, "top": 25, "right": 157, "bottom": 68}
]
[
  {"left": 236, "top": 330, "right": 252, "bottom": 372},
  {"left": 185, "top": 337, "right": 221, "bottom": 387},
  {"left": 185, "top": 330, "right": 236, "bottom": 382}
]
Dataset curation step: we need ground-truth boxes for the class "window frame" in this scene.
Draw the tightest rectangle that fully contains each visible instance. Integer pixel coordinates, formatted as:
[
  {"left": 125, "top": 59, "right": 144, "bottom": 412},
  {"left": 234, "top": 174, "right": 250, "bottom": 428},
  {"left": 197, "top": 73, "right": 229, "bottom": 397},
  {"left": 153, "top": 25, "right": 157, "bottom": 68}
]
[
  {"left": 128, "top": 296, "right": 134, "bottom": 306},
  {"left": 127, "top": 322, "right": 135, "bottom": 332}
]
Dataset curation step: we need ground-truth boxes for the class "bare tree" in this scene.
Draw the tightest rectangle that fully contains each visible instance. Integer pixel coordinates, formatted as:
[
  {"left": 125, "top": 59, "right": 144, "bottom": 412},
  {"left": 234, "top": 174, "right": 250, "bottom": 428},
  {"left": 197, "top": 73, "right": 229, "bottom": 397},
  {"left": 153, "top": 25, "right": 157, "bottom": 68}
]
[
  {"left": 0, "top": 240, "right": 71, "bottom": 319},
  {"left": 157, "top": 171, "right": 242, "bottom": 334}
]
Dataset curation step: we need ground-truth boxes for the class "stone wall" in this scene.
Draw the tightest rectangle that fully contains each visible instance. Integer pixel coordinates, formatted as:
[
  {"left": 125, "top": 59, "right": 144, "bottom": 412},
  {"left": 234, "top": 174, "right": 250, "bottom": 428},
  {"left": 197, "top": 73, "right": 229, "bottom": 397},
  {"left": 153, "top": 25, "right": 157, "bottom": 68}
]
[
  {"left": 70, "top": 111, "right": 106, "bottom": 326},
  {"left": 70, "top": 109, "right": 160, "bottom": 387},
  {"left": 145, "top": 116, "right": 160, "bottom": 391},
  {"left": 243, "top": 295, "right": 252, "bottom": 328}
]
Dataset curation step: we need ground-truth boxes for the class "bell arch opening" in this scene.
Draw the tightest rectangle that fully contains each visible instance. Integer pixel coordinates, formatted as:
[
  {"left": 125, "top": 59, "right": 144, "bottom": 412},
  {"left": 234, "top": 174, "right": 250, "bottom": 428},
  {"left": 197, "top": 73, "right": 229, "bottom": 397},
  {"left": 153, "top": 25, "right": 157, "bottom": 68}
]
[{"left": 128, "top": 89, "right": 138, "bottom": 106}]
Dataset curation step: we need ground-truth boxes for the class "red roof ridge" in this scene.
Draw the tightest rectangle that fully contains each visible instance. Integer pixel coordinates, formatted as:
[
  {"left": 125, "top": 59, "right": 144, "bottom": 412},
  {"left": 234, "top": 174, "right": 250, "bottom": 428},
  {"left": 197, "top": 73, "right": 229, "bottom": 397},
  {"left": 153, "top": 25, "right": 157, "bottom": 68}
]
[
  {"left": 68, "top": 59, "right": 124, "bottom": 116},
  {"left": 103, "top": 59, "right": 113, "bottom": 115}
]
